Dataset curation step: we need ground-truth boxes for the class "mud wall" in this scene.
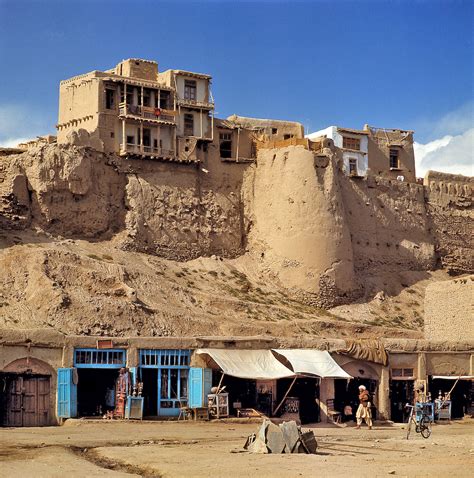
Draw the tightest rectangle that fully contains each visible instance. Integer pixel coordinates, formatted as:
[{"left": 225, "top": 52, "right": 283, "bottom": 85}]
[
  {"left": 0, "top": 142, "right": 249, "bottom": 260},
  {"left": 424, "top": 275, "right": 474, "bottom": 342},
  {"left": 339, "top": 175, "right": 436, "bottom": 276},
  {"left": 424, "top": 171, "right": 473, "bottom": 274},
  {"left": 119, "top": 147, "right": 249, "bottom": 259},
  {"left": 242, "top": 146, "right": 356, "bottom": 305}
]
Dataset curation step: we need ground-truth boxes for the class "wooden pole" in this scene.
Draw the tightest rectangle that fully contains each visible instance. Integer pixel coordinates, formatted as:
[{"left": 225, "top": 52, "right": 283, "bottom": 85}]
[
  {"left": 272, "top": 376, "right": 297, "bottom": 416},
  {"left": 236, "top": 127, "right": 240, "bottom": 162},
  {"left": 215, "top": 372, "right": 225, "bottom": 394}
]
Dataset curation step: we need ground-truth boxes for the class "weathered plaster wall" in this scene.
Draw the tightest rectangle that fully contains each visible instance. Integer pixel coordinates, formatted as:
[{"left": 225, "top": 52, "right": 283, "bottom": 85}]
[
  {"left": 424, "top": 275, "right": 474, "bottom": 342},
  {"left": 424, "top": 171, "right": 473, "bottom": 274},
  {"left": 339, "top": 175, "right": 436, "bottom": 276},
  {"left": 367, "top": 130, "right": 416, "bottom": 182},
  {"left": 242, "top": 146, "right": 356, "bottom": 305}
]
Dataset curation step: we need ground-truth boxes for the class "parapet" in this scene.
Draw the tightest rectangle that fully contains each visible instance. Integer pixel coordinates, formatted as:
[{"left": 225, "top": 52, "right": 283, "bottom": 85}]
[{"left": 114, "top": 58, "right": 159, "bottom": 82}]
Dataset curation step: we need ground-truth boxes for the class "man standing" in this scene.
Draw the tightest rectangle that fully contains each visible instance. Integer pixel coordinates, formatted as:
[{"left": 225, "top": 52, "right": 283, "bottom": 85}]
[{"left": 355, "top": 385, "right": 373, "bottom": 429}]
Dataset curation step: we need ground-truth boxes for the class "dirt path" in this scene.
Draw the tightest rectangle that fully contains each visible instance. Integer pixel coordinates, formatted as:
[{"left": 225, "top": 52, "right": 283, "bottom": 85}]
[{"left": 1, "top": 419, "right": 473, "bottom": 477}]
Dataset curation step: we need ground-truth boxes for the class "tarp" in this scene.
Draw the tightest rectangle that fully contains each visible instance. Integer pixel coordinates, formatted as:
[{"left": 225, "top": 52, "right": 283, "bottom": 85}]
[
  {"left": 195, "top": 349, "right": 295, "bottom": 380},
  {"left": 272, "top": 349, "right": 352, "bottom": 379},
  {"left": 338, "top": 339, "right": 389, "bottom": 366},
  {"left": 432, "top": 376, "right": 474, "bottom": 380}
]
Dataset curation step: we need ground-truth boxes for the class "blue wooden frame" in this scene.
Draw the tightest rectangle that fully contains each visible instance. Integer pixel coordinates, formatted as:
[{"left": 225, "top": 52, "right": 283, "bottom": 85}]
[
  {"left": 57, "top": 368, "right": 78, "bottom": 418},
  {"left": 74, "top": 348, "right": 126, "bottom": 368},
  {"left": 139, "top": 349, "right": 191, "bottom": 416}
]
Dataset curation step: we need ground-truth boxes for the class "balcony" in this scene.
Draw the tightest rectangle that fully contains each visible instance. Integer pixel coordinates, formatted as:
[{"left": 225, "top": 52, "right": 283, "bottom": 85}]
[
  {"left": 118, "top": 103, "right": 176, "bottom": 124},
  {"left": 177, "top": 97, "right": 214, "bottom": 110},
  {"left": 120, "top": 143, "right": 175, "bottom": 159}
]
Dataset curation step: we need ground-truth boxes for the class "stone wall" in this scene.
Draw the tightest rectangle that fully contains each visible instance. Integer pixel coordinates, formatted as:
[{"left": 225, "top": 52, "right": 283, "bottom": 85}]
[{"left": 424, "top": 275, "right": 474, "bottom": 342}]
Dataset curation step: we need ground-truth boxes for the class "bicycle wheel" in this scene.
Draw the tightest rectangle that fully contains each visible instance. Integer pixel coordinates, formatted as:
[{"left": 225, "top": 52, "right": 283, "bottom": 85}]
[{"left": 419, "top": 417, "right": 432, "bottom": 439}]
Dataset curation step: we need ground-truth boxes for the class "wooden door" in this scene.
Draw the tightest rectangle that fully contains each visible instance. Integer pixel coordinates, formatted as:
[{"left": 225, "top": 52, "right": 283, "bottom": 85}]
[
  {"left": 6, "top": 375, "right": 50, "bottom": 427},
  {"left": 7, "top": 376, "right": 23, "bottom": 427}
]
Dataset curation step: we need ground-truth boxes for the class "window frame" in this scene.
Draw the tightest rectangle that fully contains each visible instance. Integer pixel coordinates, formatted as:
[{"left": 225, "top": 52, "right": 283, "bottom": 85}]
[
  {"left": 184, "top": 79, "right": 197, "bottom": 101},
  {"left": 342, "top": 136, "right": 361, "bottom": 151}
]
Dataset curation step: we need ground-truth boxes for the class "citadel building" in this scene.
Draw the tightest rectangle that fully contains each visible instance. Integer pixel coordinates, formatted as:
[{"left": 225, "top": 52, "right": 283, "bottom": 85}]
[{"left": 0, "top": 58, "right": 472, "bottom": 427}]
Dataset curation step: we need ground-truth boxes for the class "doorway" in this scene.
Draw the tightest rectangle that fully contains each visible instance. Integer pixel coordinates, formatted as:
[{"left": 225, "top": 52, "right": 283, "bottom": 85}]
[
  {"left": 139, "top": 349, "right": 191, "bottom": 417},
  {"left": 335, "top": 377, "right": 378, "bottom": 422},
  {"left": 277, "top": 377, "right": 320, "bottom": 424},
  {"left": 390, "top": 380, "right": 414, "bottom": 422},
  {"left": 77, "top": 369, "right": 119, "bottom": 417},
  {"left": 0, "top": 373, "right": 50, "bottom": 427}
]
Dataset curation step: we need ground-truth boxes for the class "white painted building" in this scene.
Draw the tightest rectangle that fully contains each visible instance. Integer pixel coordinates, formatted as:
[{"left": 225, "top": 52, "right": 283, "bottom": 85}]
[{"left": 306, "top": 126, "right": 369, "bottom": 177}]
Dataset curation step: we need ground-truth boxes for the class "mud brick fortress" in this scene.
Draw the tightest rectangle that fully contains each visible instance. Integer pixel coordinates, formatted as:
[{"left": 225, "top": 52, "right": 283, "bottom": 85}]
[{"left": 0, "top": 58, "right": 472, "bottom": 427}]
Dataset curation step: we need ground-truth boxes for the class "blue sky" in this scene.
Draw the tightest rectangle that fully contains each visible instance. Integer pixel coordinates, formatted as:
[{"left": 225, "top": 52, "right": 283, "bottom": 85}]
[{"left": 0, "top": 0, "right": 472, "bottom": 174}]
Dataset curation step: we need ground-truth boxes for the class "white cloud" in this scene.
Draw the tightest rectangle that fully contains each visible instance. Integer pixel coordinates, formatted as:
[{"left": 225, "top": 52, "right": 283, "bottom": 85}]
[
  {"left": 414, "top": 128, "right": 474, "bottom": 178},
  {"left": 0, "top": 104, "right": 52, "bottom": 146},
  {"left": 0, "top": 137, "right": 30, "bottom": 148}
]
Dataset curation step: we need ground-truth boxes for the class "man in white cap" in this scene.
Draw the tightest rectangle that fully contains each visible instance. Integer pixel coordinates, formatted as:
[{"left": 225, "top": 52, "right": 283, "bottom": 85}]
[{"left": 355, "top": 385, "right": 373, "bottom": 429}]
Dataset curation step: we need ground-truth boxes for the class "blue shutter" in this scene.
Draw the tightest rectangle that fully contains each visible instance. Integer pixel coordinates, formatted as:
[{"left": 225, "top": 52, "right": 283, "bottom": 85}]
[
  {"left": 188, "top": 368, "right": 212, "bottom": 408},
  {"left": 203, "top": 368, "right": 212, "bottom": 399},
  {"left": 57, "top": 368, "right": 77, "bottom": 418},
  {"left": 188, "top": 367, "right": 203, "bottom": 408}
]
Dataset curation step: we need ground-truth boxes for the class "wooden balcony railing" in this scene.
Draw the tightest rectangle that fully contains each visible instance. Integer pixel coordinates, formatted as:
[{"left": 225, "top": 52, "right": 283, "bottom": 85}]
[
  {"left": 120, "top": 143, "right": 175, "bottom": 158},
  {"left": 177, "top": 98, "right": 214, "bottom": 109},
  {"left": 118, "top": 103, "right": 177, "bottom": 123}
]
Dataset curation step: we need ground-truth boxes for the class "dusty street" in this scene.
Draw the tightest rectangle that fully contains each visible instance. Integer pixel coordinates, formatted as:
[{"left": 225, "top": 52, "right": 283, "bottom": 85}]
[{"left": 1, "top": 419, "right": 473, "bottom": 478}]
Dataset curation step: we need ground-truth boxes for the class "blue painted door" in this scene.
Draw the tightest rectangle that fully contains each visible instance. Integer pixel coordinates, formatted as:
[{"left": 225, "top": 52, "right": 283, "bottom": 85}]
[
  {"left": 188, "top": 368, "right": 212, "bottom": 408},
  {"left": 57, "top": 368, "right": 77, "bottom": 418},
  {"left": 157, "top": 368, "right": 189, "bottom": 416}
]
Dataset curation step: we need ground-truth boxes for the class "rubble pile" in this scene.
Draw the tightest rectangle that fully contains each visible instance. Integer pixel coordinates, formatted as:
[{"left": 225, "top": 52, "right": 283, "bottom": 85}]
[{"left": 244, "top": 420, "right": 317, "bottom": 454}]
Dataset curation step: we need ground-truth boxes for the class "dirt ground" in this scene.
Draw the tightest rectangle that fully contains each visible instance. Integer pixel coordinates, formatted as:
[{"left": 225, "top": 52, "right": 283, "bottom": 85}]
[{"left": 1, "top": 418, "right": 473, "bottom": 477}]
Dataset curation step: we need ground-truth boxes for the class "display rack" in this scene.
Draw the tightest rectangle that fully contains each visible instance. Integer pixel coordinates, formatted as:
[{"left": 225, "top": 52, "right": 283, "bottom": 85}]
[
  {"left": 207, "top": 393, "right": 229, "bottom": 419},
  {"left": 435, "top": 400, "right": 452, "bottom": 420}
]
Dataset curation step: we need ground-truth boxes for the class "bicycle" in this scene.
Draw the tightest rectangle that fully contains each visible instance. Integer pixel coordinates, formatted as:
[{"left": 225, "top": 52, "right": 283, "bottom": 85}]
[{"left": 405, "top": 403, "right": 432, "bottom": 439}]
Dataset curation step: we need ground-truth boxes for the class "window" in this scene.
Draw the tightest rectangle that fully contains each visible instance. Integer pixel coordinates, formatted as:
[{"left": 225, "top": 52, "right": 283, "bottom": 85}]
[
  {"left": 74, "top": 348, "right": 126, "bottom": 368},
  {"left": 184, "top": 79, "right": 197, "bottom": 101},
  {"left": 283, "top": 134, "right": 294, "bottom": 140},
  {"left": 158, "top": 90, "right": 170, "bottom": 109},
  {"left": 349, "top": 158, "right": 358, "bottom": 175},
  {"left": 126, "top": 135, "right": 135, "bottom": 145},
  {"left": 143, "top": 89, "right": 151, "bottom": 107},
  {"left": 110, "top": 132, "right": 115, "bottom": 138},
  {"left": 390, "top": 148, "right": 400, "bottom": 168},
  {"left": 391, "top": 368, "right": 415, "bottom": 378},
  {"left": 271, "top": 128, "right": 278, "bottom": 135},
  {"left": 342, "top": 136, "right": 360, "bottom": 150},
  {"left": 184, "top": 113, "right": 194, "bottom": 136},
  {"left": 142, "top": 128, "right": 151, "bottom": 147},
  {"left": 219, "top": 132, "right": 232, "bottom": 158},
  {"left": 105, "top": 89, "right": 115, "bottom": 110}
]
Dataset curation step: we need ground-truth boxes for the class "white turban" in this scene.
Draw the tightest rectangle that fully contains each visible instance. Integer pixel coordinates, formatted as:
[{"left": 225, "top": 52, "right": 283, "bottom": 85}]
[{"left": 358, "top": 385, "right": 366, "bottom": 390}]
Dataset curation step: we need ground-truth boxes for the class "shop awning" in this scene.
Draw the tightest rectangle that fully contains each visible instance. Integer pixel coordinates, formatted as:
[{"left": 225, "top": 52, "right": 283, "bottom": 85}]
[
  {"left": 195, "top": 349, "right": 295, "bottom": 380},
  {"left": 432, "top": 375, "right": 474, "bottom": 380},
  {"left": 272, "top": 349, "right": 352, "bottom": 379}
]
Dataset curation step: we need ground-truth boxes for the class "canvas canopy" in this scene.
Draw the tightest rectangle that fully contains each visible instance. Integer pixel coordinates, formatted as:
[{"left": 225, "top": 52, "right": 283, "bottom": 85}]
[
  {"left": 432, "top": 375, "right": 474, "bottom": 380},
  {"left": 195, "top": 349, "right": 295, "bottom": 380},
  {"left": 272, "top": 349, "right": 352, "bottom": 379}
]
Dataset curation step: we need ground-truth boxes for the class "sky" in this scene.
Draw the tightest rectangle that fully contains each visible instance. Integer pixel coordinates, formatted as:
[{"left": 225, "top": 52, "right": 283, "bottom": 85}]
[{"left": 0, "top": 0, "right": 472, "bottom": 176}]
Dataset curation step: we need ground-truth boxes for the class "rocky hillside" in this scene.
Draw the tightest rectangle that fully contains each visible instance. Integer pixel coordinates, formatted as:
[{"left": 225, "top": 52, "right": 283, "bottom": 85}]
[{"left": 0, "top": 142, "right": 471, "bottom": 339}]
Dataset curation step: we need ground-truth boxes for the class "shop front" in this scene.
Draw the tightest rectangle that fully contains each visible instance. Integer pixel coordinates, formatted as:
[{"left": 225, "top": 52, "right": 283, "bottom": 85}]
[
  {"left": 194, "top": 348, "right": 350, "bottom": 424},
  {"left": 139, "top": 349, "right": 191, "bottom": 417},
  {"left": 333, "top": 359, "right": 379, "bottom": 422},
  {"left": 57, "top": 348, "right": 127, "bottom": 419},
  {"left": 74, "top": 348, "right": 127, "bottom": 417}
]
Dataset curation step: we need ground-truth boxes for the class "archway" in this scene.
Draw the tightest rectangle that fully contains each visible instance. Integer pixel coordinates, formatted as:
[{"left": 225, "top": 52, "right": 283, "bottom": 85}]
[{"left": 1, "top": 357, "right": 53, "bottom": 427}]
